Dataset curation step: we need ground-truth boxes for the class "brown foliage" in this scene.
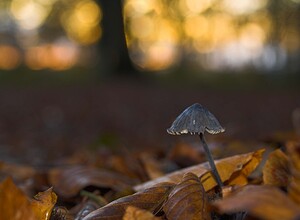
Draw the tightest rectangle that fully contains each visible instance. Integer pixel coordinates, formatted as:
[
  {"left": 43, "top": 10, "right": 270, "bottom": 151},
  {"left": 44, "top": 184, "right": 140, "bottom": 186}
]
[
  {"left": 48, "top": 166, "right": 136, "bottom": 198},
  {"left": 2, "top": 137, "right": 300, "bottom": 220},
  {"left": 82, "top": 182, "right": 174, "bottom": 220},
  {"left": 135, "top": 149, "right": 264, "bottom": 191},
  {"left": 123, "top": 206, "right": 161, "bottom": 220},
  {"left": 287, "top": 142, "right": 300, "bottom": 205},
  {"left": 163, "top": 172, "right": 211, "bottom": 220},
  {"left": 0, "top": 177, "right": 57, "bottom": 220},
  {"left": 213, "top": 185, "right": 300, "bottom": 220},
  {"left": 263, "top": 149, "right": 290, "bottom": 187}
]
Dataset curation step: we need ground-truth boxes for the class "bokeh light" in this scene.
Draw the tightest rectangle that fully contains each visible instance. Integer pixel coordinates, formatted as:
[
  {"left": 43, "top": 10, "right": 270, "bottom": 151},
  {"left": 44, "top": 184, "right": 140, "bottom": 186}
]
[
  {"left": 0, "top": 45, "right": 21, "bottom": 70},
  {"left": 61, "top": 0, "right": 102, "bottom": 45},
  {"left": 25, "top": 38, "right": 79, "bottom": 70},
  {"left": 124, "top": 0, "right": 299, "bottom": 72},
  {"left": 10, "top": 0, "right": 52, "bottom": 30},
  {"left": 0, "top": 0, "right": 299, "bottom": 72},
  {"left": 221, "top": 0, "right": 269, "bottom": 15}
]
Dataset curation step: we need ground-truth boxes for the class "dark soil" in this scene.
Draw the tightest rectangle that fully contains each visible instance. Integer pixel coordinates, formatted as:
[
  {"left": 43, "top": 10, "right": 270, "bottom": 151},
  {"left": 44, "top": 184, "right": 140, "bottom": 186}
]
[{"left": 0, "top": 79, "right": 299, "bottom": 164}]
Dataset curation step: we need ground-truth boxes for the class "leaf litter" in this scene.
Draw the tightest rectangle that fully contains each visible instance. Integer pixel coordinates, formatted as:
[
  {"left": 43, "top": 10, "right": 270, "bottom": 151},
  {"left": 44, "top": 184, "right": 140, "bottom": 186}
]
[{"left": 0, "top": 135, "right": 300, "bottom": 220}]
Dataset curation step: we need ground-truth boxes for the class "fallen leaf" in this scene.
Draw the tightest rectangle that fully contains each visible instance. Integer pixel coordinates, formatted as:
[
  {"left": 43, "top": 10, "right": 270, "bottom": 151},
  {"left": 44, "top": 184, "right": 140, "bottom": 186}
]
[
  {"left": 0, "top": 177, "right": 37, "bottom": 220},
  {"left": 135, "top": 149, "right": 264, "bottom": 192},
  {"left": 287, "top": 142, "right": 300, "bottom": 205},
  {"left": 123, "top": 206, "right": 161, "bottom": 220},
  {"left": 217, "top": 148, "right": 264, "bottom": 187},
  {"left": 82, "top": 182, "right": 174, "bottom": 220},
  {"left": 31, "top": 187, "right": 57, "bottom": 220},
  {"left": 263, "top": 149, "right": 290, "bottom": 187},
  {"left": 164, "top": 172, "right": 211, "bottom": 220},
  {"left": 213, "top": 185, "right": 300, "bottom": 220},
  {"left": 48, "top": 166, "right": 136, "bottom": 198},
  {"left": 140, "top": 153, "right": 165, "bottom": 180}
]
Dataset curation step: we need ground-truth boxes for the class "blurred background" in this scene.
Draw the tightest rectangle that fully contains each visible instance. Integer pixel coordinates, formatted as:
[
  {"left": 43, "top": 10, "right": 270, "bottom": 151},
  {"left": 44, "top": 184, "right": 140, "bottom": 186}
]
[{"left": 0, "top": 0, "right": 299, "bottom": 164}]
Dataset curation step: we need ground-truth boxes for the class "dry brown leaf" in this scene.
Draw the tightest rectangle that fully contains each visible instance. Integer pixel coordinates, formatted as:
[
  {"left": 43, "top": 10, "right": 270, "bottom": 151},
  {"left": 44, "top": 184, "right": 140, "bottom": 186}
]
[
  {"left": 135, "top": 149, "right": 264, "bottom": 192},
  {"left": 0, "top": 177, "right": 37, "bottom": 220},
  {"left": 48, "top": 166, "right": 136, "bottom": 198},
  {"left": 123, "top": 206, "right": 161, "bottom": 220},
  {"left": 213, "top": 185, "right": 300, "bottom": 220},
  {"left": 140, "top": 153, "right": 165, "bottom": 180},
  {"left": 31, "top": 187, "right": 57, "bottom": 220},
  {"left": 263, "top": 149, "right": 290, "bottom": 187},
  {"left": 287, "top": 142, "right": 300, "bottom": 205},
  {"left": 164, "top": 172, "right": 211, "bottom": 220},
  {"left": 82, "top": 182, "right": 175, "bottom": 220}
]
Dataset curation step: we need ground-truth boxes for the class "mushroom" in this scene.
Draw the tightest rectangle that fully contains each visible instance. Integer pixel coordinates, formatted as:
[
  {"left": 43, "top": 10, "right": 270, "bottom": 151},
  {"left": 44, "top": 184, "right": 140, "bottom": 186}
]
[{"left": 167, "top": 103, "right": 225, "bottom": 189}]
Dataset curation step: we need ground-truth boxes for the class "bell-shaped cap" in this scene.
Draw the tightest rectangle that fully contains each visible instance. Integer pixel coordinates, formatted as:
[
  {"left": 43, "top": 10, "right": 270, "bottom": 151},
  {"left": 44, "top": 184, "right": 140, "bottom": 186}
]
[{"left": 167, "top": 103, "right": 225, "bottom": 135}]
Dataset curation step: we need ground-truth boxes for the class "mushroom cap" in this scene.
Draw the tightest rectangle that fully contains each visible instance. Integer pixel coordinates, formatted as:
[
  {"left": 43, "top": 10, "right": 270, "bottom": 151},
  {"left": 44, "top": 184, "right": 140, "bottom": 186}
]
[{"left": 167, "top": 103, "right": 225, "bottom": 135}]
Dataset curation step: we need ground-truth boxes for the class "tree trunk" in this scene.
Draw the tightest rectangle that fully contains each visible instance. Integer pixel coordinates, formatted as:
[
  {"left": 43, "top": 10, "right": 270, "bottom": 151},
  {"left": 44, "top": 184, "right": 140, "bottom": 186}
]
[{"left": 97, "top": 0, "right": 137, "bottom": 76}]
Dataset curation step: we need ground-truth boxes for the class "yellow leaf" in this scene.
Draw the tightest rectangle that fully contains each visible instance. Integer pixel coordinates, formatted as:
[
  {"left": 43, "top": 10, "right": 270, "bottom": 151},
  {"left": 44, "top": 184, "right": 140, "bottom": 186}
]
[
  {"left": 0, "top": 177, "right": 37, "bottom": 220},
  {"left": 31, "top": 187, "right": 57, "bottom": 220},
  {"left": 135, "top": 149, "right": 265, "bottom": 192}
]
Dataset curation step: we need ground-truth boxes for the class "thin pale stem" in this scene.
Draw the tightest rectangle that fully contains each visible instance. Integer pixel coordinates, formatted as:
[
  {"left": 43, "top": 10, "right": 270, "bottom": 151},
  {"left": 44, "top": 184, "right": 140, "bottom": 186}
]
[{"left": 199, "top": 133, "right": 223, "bottom": 188}]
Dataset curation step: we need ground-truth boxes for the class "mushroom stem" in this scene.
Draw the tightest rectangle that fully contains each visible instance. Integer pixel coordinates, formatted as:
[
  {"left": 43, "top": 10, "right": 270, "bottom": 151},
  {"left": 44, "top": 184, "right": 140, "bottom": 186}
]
[{"left": 199, "top": 133, "right": 223, "bottom": 188}]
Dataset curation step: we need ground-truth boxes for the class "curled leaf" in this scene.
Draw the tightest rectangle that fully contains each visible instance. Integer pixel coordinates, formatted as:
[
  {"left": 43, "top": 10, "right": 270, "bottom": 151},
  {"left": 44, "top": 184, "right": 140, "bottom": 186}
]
[
  {"left": 82, "top": 182, "right": 174, "bottom": 220},
  {"left": 213, "top": 185, "right": 300, "bottom": 220},
  {"left": 164, "top": 172, "right": 211, "bottom": 220},
  {"left": 48, "top": 166, "right": 136, "bottom": 198},
  {"left": 263, "top": 149, "right": 290, "bottom": 187},
  {"left": 31, "top": 187, "right": 57, "bottom": 220},
  {"left": 135, "top": 149, "right": 264, "bottom": 192}
]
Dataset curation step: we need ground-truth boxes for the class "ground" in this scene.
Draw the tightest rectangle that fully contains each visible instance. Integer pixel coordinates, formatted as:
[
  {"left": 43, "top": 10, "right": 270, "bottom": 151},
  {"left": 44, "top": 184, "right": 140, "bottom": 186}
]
[{"left": 0, "top": 78, "right": 299, "bottom": 164}]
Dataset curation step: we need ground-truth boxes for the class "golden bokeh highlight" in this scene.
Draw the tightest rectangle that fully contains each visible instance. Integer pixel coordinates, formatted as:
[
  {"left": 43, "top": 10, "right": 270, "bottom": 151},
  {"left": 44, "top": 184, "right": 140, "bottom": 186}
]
[
  {"left": 61, "top": 0, "right": 102, "bottom": 45},
  {"left": 222, "top": 0, "right": 269, "bottom": 15},
  {"left": 0, "top": 45, "right": 21, "bottom": 70},
  {"left": 10, "top": 0, "right": 51, "bottom": 30},
  {"left": 123, "top": 0, "right": 285, "bottom": 71},
  {"left": 185, "top": 0, "right": 213, "bottom": 14},
  {"left": 130, "top": 16, "right": 154, "bottom": 39},
  {"left": 25, "top": 42, "right": 79, "bottom": 70},
  {"left": 0, "top": 0, "right": 298, "bottom": 71},
  {"left": 184, "top": 16, "right": 208, "bottom": 39},
  {"left": 124, "top": 0, "right": 158, "bottom": 17},
  {"left": 239, "top": 23, "right": 266, "bottom": 53}
]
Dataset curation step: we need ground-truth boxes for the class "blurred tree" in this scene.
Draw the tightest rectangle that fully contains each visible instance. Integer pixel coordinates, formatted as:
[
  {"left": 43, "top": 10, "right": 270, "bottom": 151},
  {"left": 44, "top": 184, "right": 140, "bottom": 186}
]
[{"left": 96, "top": 0, "right": 137, "bottom": 75}]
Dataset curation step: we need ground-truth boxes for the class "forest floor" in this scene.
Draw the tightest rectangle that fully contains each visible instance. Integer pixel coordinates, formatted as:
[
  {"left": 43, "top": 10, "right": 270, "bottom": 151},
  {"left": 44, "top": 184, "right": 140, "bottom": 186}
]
[{"left": 1, "top": 73, "right": 300, "bottom": 220}]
